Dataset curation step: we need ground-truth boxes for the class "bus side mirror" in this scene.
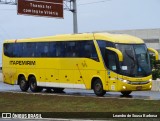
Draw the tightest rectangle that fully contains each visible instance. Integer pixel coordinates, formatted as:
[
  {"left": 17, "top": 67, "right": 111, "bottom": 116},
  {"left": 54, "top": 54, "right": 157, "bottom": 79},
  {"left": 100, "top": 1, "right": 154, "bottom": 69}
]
[
  {"left": 106, "top": 47, "right": 123, "bottom": 62},
  {"left": 148, "top": 48, "right": 159, "bottom": 61}
]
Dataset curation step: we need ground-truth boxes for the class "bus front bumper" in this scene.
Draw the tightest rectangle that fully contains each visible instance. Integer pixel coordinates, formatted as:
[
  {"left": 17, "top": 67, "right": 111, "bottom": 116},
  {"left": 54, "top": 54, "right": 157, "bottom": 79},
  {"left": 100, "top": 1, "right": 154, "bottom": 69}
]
[{"left": 117, "top": 80, "right": 152, "bottom": 91}]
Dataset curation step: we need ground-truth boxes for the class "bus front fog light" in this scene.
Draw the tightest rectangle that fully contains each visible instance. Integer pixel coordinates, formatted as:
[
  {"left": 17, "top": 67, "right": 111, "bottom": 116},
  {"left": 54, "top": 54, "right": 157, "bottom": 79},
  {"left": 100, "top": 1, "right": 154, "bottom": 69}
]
[
  {"left": 123, "top": 86, "right": 126, "bottom": 89},
  {"left": 150, "top": 85, "right": 152, "bottom": 89}
]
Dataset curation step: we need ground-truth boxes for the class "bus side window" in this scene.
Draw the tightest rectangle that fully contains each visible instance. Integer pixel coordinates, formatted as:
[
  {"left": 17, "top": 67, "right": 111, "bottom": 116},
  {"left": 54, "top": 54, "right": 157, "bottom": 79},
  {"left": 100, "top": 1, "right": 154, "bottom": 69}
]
[
  {"left": 75, "top": 40, "right": 98, "bottom": 61},
  {"left": 84, "top": 41, "right": 98, "bottom": 61},
  {"left": 36, "top": 42, "right": 49, "bottom": 57},
  {"left": 13, "top": 43, "right": 23, "bottom": 57},
  {"left": 49, "top": 42, "right": 56, "bottom": 57},
  {"left": 42, "top": 45, "right": 49, "bottom": 57},
  {"left": 97, "top": 40, "right": 114, "bottom": 58},
  {"left": 35, "top": 43, "right": 42, "bottom": 57},
  {"left": 84, "top": 44, "right": 92, "bottom": 58},
  {"left": 66, "top": 42, "right": 76, "bottom": 57},
  {"left": 56, "top": 42, "right": 66, "bottom": 57},
  {"left": 22, "top": 43, "right": 36, "bottom": 57},
  {"left": 4, "top": 43, "right": 13, "bottom": 57},
  {"left": 76, "top": 41, "right": 83, "bottom": 57},
  {"left": 106, "top": 50, "right": 118, "bottom": 72}
]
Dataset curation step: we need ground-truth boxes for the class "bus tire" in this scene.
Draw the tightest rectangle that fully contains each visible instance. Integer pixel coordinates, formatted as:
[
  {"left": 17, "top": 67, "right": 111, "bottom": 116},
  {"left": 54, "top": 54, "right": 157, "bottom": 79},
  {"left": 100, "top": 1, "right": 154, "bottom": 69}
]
[
  {"left": 93, "top": 79, "right": 106, "bottom": 96},
  {"left": 121, "top": 91, "right": 132, "bottom": 96},
  {"left": 53, "top": 88, "right": 64, "bottom": 92},
  {"left": 19, "top": 76, "right": 29, "bottom": 92},
  {"left": 29, "top": 76, "right": 43, "bottom": 92}
]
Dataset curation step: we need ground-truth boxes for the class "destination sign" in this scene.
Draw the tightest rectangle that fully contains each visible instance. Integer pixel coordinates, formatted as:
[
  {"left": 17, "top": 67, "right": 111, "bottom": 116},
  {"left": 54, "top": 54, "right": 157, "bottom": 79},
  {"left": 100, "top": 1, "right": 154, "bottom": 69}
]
[{"left": 17, "top": 0, "right": 63, "bottom": 18}]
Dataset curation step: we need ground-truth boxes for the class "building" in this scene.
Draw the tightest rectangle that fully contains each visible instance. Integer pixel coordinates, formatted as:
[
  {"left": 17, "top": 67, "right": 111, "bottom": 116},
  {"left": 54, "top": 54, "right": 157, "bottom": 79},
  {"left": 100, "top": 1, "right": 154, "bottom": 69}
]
[{"left": 106, "top": 28, "right": 160, "bottom": 52}]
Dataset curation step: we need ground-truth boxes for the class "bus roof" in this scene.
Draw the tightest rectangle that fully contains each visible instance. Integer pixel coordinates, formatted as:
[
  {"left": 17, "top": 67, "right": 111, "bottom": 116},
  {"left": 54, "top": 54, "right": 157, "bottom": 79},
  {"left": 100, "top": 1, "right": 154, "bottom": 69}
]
[{"left": 4, "top": 33, "right": 144, "bottom": 44}]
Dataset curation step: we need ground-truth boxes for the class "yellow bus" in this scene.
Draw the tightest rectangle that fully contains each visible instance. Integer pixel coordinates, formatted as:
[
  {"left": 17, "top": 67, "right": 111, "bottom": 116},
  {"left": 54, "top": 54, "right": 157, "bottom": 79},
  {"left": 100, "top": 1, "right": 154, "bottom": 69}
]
[{"left": 2, "top": 33, "right": 159, "bottom": 96}]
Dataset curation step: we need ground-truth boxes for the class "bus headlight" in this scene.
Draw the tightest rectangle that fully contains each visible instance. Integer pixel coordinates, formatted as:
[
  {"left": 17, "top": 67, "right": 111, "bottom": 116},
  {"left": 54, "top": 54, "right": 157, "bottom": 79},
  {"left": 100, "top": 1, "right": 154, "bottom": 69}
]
[
  {"left": 150, "top": 85, "right": 152, "bottom": 89},
  {"left": 149, "top": 79, "right": 152, "bottom": 82},
  {"left": 123, "top": 80, "right": 127, "bottom": 83},
  {"left": 123, "top": 80, "right": 130, "bottom": 84}
]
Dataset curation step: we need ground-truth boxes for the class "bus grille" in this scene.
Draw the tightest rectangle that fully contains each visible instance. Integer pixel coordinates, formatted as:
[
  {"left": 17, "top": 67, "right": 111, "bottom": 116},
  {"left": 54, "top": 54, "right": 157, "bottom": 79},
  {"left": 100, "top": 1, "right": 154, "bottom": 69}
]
[{"left": 128, "top": 81, "right": 150, "bottom": 85}]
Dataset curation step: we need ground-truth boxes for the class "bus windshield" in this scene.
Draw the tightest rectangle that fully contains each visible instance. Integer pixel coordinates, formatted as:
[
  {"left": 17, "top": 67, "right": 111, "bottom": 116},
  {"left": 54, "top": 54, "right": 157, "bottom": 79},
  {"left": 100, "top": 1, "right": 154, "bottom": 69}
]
[{"left": 115, "top": 44, "right": 151, "bottom": 77}]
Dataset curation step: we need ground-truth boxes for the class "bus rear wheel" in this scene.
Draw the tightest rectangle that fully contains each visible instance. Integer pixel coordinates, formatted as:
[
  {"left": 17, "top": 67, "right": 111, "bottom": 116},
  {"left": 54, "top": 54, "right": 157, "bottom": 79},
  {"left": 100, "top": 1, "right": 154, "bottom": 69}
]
[
  {"left": 29, "top": 76, "right": 43, "bottom": 92},
  {"left": 121, "top": 91, "right": 132, "bottom": 96},
  {"left": 93, "top": 79, "right": 106, "bottom": 96},
  {"left": 19, "top": 76, "right": 29, "bottom": 92}
]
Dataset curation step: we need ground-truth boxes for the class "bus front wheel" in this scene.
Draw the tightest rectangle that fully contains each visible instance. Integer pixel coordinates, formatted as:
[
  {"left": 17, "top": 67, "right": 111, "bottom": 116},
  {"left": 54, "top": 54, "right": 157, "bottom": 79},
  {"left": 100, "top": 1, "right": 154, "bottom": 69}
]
[
  {"left": 19, "top": 76, "right": 29, "bottom": 92},
  {"left": 29, "top": 76, "right": 43, "bottom": 92},
  {"left": 93, "top": 79, "right": 106, "bottom": 96},
  {"left": 121, "top": 91, "right": 132, "bottom": 96}
]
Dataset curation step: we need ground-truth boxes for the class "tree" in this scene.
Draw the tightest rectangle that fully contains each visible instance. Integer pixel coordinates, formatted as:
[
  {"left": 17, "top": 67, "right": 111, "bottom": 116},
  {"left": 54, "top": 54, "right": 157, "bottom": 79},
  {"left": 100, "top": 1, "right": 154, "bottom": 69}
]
[{"left": 150, "top": 54, "right": 160, "bottom": 80}]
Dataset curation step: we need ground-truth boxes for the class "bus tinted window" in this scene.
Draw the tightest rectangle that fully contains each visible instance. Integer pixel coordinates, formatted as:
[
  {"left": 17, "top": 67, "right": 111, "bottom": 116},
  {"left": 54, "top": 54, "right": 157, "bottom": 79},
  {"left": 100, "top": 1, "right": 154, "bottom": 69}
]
[
  {"left": 36, "top": 42, "right": 57, "bottom": 57},
  {"left": 13, "top": 43, "right": 23, "bottom": 57},
  {"left": 23, "top": 43, "right": 36, "bottom": 57},
  {"left": 3, "top": 40, "right": 99, "bottom": 61},
  {"left": 56, "top": 42, "right": 66, "bottom": 57},
  {"left": 66, "top": 42, "right": 76, "bottom": 57},
  {"left": 36, "top": 42, "right": 49, "bottom": 57},
  {"left": 97, "top": 40, "right": 114, "bottom": 61},
  {"left": 49, "top": 42, "right": 56, "bottom": 57},
  {"left": 4, "top": 43, "right": 13, "bottom": 57},
  {"left": 76, "top": 41, "right": 98, "bottom": 60}
]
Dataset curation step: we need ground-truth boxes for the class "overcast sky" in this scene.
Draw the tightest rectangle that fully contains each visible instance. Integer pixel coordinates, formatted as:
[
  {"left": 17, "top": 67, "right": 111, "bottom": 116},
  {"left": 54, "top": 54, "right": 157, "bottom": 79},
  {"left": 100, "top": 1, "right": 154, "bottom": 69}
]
[{"left": 0, "top": 0, "right": 160, "bottom": 63}]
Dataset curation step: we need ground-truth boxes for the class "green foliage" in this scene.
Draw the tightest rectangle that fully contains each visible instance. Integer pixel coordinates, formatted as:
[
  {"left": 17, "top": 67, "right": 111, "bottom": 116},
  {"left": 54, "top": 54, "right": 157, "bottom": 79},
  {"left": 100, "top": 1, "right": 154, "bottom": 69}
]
[
  {"left": 150, "top": 54, "right": 160, "bottom": 80},
  {"left": 152, "top": 69, "right": 160, "bottom": 80}
]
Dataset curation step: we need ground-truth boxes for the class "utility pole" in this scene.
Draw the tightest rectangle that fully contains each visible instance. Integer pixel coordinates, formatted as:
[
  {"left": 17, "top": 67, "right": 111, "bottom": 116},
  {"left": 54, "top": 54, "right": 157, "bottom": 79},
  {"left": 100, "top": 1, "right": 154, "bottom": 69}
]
[
  {"left": 64, "top": 0, "right": 78, "bottom": 33},
  {"left": 72, "top": 0, "right": 78, "bottom": 33}
]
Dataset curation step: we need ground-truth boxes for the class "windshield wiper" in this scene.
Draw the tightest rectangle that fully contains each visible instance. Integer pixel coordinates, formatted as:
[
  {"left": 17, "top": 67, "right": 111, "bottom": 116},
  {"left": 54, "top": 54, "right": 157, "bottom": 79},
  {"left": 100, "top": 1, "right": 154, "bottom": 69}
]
[{"left": 125, "top": 50, "right": 136, "bottom": 75}]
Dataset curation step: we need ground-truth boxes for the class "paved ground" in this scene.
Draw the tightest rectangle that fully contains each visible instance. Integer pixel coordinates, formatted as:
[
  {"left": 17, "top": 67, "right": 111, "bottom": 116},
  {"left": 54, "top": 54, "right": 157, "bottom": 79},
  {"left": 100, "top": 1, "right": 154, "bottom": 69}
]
[
  {"left": 0, "top": 81, "right": 160, "bottom": 100},
  {"left": 0, "top": 72, "right": 2, "bottom": 81},
  {"left": 0, "top": 72, "right": 160, "bottom": 100},
  {"left": 1, "top": 72, "right": 160, "bottom": 120}
]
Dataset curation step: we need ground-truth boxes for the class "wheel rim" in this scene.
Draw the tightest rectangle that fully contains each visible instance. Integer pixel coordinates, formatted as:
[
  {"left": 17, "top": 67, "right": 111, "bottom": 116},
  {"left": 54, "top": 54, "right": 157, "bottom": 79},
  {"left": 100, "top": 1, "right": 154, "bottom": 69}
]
[
  {"left": 95, "top": 83, "right": 102, "bottom": 92},
  {"left": 31, "top": 81, "right": 36, "bottom": 89},
  {"left": 20, "top": 79, "right": 26, "bottom": 87}
]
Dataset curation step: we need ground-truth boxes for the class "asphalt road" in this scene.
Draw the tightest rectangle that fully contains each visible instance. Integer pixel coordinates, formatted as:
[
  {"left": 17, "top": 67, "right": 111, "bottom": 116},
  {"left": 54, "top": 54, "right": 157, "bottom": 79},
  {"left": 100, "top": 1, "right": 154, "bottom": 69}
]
[
  {"left": 0, "top": 81, "right": 160, "bottom": 100},
  {"left": 0, "top": 72, "right": 160, "bottom": 100},
  {"left": 1, "top": 72, "right": 160, "bottom": 120}
]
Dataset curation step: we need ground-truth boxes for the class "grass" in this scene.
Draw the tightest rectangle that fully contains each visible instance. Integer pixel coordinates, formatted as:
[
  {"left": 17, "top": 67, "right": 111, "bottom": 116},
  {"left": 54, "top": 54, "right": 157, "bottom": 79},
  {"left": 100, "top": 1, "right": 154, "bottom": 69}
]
[{"left": 0, "top": 92, "right": 160, "bottom": 112}]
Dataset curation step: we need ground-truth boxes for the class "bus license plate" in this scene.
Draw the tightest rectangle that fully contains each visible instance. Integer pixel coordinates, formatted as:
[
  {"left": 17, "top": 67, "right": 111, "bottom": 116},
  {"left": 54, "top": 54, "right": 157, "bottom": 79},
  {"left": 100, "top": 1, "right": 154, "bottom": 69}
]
[{"left": 136, "top": 86, "right": 142, "bottom": 90}]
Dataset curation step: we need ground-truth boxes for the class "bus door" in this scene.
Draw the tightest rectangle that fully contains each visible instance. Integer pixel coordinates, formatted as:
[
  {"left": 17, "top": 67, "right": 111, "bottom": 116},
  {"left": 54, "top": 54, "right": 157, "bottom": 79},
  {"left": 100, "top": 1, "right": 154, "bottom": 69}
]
[{"left": 105, "top": 50, "right": 119, "bottom": 91}]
